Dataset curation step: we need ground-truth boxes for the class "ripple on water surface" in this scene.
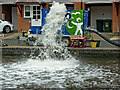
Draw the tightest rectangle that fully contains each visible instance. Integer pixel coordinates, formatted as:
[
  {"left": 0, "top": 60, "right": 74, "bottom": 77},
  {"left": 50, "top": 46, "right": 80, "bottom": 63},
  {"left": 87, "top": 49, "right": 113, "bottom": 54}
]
[{"left": 1, "top": 56, "right": 120, "bottom": 88}]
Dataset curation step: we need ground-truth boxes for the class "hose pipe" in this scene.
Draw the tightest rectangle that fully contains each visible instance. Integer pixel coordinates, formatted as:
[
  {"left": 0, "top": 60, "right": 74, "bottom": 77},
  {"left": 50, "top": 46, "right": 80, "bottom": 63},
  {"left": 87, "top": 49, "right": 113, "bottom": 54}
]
[
  {"left": 85, "top": 27, "right": 120, "bottom": 47},
  {"left": 64, "top": 12, "right": 72, "bottom": 26}
]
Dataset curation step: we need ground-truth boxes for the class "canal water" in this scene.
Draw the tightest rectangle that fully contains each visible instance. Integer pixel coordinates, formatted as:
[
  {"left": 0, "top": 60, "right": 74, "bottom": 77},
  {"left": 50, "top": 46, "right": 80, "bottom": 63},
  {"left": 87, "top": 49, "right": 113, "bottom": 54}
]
[{"left": 1, "top": 55, "right": 119, "bottom": 88}]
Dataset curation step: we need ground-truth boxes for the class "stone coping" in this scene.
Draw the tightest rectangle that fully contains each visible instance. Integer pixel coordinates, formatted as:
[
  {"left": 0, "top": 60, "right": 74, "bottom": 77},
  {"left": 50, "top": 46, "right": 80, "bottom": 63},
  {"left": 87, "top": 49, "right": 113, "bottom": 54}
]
[
  {"left": 1, "top": 45, "right": 119, "bottom": 49},
  {"left": 1, "top": 46, "right": 120, "bottom": 56}
]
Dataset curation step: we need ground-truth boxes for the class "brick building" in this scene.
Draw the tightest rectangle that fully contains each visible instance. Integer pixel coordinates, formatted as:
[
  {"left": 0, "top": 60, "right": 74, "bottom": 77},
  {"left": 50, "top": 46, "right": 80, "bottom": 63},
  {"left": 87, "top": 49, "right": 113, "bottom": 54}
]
[
  {"left": 0, "top": 1, "right": 120, "bottom": 33},
  {"left": 75, "top": 1, "right": 120, "bottom": 33}
]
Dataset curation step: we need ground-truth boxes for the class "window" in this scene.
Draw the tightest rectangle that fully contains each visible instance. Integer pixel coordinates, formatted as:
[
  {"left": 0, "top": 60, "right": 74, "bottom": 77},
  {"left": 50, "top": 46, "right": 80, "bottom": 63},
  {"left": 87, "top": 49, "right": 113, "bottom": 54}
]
[
  {"left": 24, "top": 5, "right": 41, "bottom": 19},
  {"left": 24, "top": 5, "right": 31, "bottom": 18},
  {"left": 33, "top": 6, "right": 41, "bottom": 19}
]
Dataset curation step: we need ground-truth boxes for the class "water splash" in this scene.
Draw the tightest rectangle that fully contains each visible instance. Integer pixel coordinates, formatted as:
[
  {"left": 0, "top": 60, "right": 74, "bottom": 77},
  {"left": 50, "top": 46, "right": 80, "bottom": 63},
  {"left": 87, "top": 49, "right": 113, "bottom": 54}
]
[
  {"left": 34, "top": 2, "right": 74, "bottom": 60},
  {"left": 40, "top": 2, "right": 67, "bottom": 47}
]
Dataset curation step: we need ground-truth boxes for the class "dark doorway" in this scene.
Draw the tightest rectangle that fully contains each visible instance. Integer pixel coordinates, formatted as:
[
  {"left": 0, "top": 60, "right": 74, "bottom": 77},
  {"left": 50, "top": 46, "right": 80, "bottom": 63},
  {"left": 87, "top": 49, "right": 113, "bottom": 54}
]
[{"left": 96, "top": 20, "right": 104, "bottom": 32}]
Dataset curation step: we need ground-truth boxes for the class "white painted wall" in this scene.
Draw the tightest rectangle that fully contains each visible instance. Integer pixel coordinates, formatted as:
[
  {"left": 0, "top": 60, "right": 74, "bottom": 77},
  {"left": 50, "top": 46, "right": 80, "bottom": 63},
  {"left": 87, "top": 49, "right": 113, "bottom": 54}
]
[
  {"left": 90, "top": 6, "right": 112, "bottom": 29},
  {"left": 12, "top": 7, "right": 18, "bottom": 31}
]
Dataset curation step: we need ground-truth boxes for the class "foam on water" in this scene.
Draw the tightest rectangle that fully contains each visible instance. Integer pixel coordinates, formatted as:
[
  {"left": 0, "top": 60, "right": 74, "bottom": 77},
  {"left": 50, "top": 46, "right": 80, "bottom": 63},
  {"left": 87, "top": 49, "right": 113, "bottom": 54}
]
[
  {"left": 14, "top": 58, "right": 79, "bottom": 71},
  {"left": 1, "top": 59, "right": 119, "bottom": 88}
]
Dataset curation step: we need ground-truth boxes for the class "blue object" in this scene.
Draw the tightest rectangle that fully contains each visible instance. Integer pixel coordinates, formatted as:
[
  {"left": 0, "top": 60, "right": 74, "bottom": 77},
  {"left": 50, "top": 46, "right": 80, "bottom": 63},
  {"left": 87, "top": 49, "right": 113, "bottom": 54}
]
[
  {"left": 41, "top": 9, "right": 74, "bottom": 35},
  {"left": 83, "top": 10, "right": 88, "bottom": 32},
  {"left": 41, "top": 9, "right": 88, "bottom": 35},
  {"left": 42, "top": 9, "right": 50, "bottom": 26},
  {"left": 62, "top": 9, "right": 74, "bottom": 35},
  {"left": 29, "top": 26, "right": 41, "bottom": 34}
]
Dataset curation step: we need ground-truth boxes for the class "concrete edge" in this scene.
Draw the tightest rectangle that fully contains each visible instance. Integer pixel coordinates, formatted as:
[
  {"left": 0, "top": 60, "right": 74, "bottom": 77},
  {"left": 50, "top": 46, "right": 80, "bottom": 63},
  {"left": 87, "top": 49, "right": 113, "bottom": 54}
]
[{"left": 1, "top": 46, "right": 120, "bottom": 56}]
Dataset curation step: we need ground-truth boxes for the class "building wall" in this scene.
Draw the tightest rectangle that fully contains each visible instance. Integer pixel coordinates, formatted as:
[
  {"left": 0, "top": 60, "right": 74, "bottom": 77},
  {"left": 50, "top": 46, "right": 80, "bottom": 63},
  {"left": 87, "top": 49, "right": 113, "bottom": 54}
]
[
  {"left": 74, "top": 2, "right": 85, "bottom": 10},
  {"left": 112, "top": 2, "right": 120, "bottom": 33},
  {"left": 74, "top": 2, "right": 120, "bottom": 33},
  {"left": 12, "top": 7, "right": 18, "bottom": 31},
  {"left": 112, "top": 3, "right": 118, "bottom": 33},
  {"left": 17, "top": 6, "right": 31, "bottom": 32},
  {"left": 17, "top": 3, "right": 50, "bottom": 32},
  {"left": 91, "top": 6, "right": 112, "bottom": 29},
  {"left": 74, "top": 2, "right": 82, "bottom": 10},
  {"left": 0, "top": 4, "right": 2, "bottom": 19},
  {"left": 66, "top": 4, "right": 74, "bottom": 9},
  {"left": 119, "top": 3, "right": 120, "bottom": 32},
  {"left": 2, "top": 5, "right": 12, "bottom": 22}
]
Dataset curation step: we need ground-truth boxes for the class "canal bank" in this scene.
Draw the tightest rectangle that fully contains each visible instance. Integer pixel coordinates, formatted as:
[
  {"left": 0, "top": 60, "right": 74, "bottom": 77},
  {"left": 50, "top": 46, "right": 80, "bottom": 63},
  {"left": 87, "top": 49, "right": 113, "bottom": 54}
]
[{"left": 1, "top": 46, "right": 120, "bottom": 56}]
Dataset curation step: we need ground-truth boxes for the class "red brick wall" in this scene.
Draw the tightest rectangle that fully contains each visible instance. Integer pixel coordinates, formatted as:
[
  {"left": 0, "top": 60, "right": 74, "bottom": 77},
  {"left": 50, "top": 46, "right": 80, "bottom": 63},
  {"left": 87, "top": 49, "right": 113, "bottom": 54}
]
[
  {"left": 74, "top": 0, "right": 85, "bottom": 10},
  {"left": 17, "top": 4, "right": 50, "bottom": 32},
  {"left": 74, "top": 2, "right": 82, "bottom": 10},
  {"left": 112, "top": 2, "right": 119, "bottom": 33},
  {"left": 118, "top": 2, "right": 120, "bottom": 32},
  {"left": 0, "top": 5, "right": 2, "bottom": 19},
  {"left": 2, "top": 5, "right": 12, "bottom": 22},
  {"left": 17, "top": 5, "right": 31, "bottom": 32},
  {"left": 82, "top": 2, "right": 86, "bottom": 10}
]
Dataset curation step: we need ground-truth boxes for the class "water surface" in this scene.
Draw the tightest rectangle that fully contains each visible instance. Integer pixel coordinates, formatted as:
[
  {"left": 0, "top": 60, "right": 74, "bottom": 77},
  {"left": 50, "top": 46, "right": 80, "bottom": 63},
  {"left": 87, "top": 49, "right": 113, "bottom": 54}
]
[{"left": 1, "top": 55, "right": 119, "bottom": 88}]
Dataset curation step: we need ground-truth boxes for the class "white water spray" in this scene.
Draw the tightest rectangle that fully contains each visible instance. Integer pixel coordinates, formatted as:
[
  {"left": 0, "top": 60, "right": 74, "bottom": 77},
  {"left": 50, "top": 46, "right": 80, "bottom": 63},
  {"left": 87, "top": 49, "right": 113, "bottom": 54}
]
[
  {"left": 41, "top": 2, "right": 67, "bottom": 47},
  {"left": 34, "top": 2, "right": 73, "bottom": 60}
]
